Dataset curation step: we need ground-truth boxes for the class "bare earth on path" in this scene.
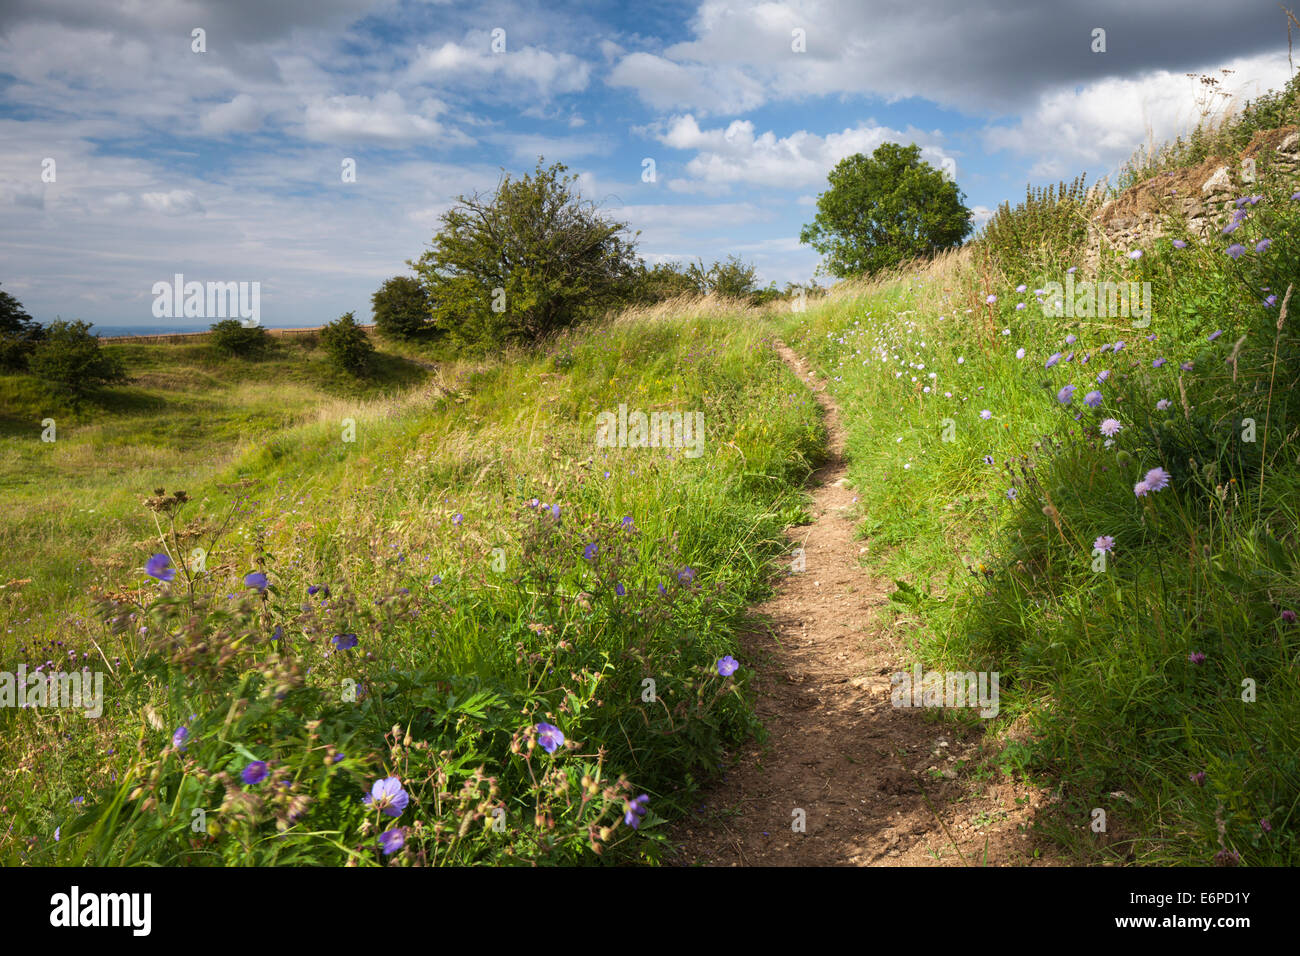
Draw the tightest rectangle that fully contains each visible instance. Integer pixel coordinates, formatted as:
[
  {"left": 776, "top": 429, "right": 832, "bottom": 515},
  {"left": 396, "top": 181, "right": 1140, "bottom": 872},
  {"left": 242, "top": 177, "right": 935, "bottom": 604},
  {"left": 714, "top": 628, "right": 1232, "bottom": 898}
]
[{"left": 669, "top": 342, "right": 1062, "bottom": 866}]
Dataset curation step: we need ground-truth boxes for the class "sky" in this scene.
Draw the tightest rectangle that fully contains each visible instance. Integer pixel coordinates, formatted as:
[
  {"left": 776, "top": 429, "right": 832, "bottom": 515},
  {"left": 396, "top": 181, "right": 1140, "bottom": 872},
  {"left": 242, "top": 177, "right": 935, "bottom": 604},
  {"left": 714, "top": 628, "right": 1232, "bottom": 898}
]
[{"left": 0, "top": 0, "right": 1295, "bottom": 329}]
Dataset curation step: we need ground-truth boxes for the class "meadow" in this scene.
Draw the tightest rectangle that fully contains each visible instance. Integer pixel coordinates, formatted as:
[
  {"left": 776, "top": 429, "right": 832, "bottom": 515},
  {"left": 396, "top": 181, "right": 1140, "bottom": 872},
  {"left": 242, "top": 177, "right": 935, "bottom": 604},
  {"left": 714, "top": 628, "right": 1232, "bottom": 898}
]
[{"left": 0, "top": 301, "right": 824, "bottom": 864}]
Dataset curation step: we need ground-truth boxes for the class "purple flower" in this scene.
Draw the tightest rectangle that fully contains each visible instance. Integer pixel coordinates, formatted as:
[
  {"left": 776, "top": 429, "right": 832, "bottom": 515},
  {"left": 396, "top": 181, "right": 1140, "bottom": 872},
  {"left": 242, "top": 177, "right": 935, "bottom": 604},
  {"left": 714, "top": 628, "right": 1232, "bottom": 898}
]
[
  {"left": 624, "top": 794, "right": 650, "bottom": 829},
  {"left": 1016, "top": 284, "right": 1027, "bottom": 292},
  {"left": 536, "top": 722, "right": 565, "bottom": 754},
  {"left": 583, "top": 542, "right": 599, "bottom": 561},
  {"left": 172, "top": 726, "right": 188, "bottom": 750},
  {"left": 242, "top": 761, "right": 269, "bottom": 785},
  {"left": 363, "top": 777, "right": 409, "bottom": 818},
  {"left": 717, "top": 655, "right": 739, "bottom": 677},
  {"left": 1100, "top": 418, "right": 1123, "bottom": 437},
  {"left": 1045, "top": 352, "right": 1062, "bottom": 368},
  {"left": 980, "top": 409, "right": 992, "bottom": 420},
  {"left": 1015, "top": 347, "right": 1026, "bottom": 359},
  {"left": 1093, "top": 535, "right": 1114, "bottom": 553},
  {"left": 1006, "top": 488, "right": 1017, "bottom": 501},
  {"left": 452, "top": 512, "right": 464, "bottom": 526},
  {"left": 1265, "top": 294, "right": 1277, "bottom": 307},
  {"left": 1067, "top": 266, "right": 1077, "bottom": 274},
  {"left": 1187, "top": 652, "right": 1206, "bottom": 664},
  {"left": 986, "top": 294, "right": 997, "bottom": 304},
  {"left": 1208, "top": 329, "right": 1224, "bottom": 342},
  {"left": 1015, "top": 302, "right": 1025, "bottom": 311},
  {"left": 1180, "top": 361, "right": 1194, "bottom": 371},
  {"left": 1281, "top": 610, "right": 1297, "bottom": 624},
  {"left": 1172, "top": 239, "right": 1187, "bottom": 249},
  {"left": 1226, "top": 243, "right": 1246, "bottom": 260},
  {"left": 1057, "top": 384, "right": 1076, "bottom": 404},
  {"left": 1156, "top": 399, "right": 1171, "bottom": 410},
  {"left": 270, "top": 625, "right": 283, "bottom": 642},
  {"left": 145, "top": 553, "right": 176, "bottom": 582},
  {"left": 1143, "top": 467, "right": 1171, "bottom": 492},
  {"left": 1152, "top": 357, "right": 1166, "bottom": 368},
  {"left": 621, "top": 515, "right": 634, "bottom": 529},
  {"left": 983, "top": 455, "right": 995, "bottom": 465},
  {"left": 1222, "top": 220, "right": 1240, "bottom": 236},
  {"left": 379, "top": 827, "right": 405, "bottom": 855},
  {"left": 1256, "top": 239, "right": 1272, "bottom": 253},
  {"left": 550, "top": 504, "right": 561, "bottom": 520},
  {"left": 1134, "top": 481, "right": 1150, "bottom": 497},
  {"left": 332, "top": 633, "right": 358, "bottom": 650},
  {"left": 677, "top": 567, "right": 697, "bottom": 584},
  {"left": 1065, "top": 334, "right": 1077, "bottom": 345},
  {"left": 1084, "top": 390, "right": 1102, "bottom": 408},
  {"left": 307, "top": 584, "right": 330, "bottom": 598},
  {"left": 1113, "top": 340, "right": 1125, "bottom": 352},
  {"left": 1097, "top": 370, "right": 1110, "bottom": 383},
  {"left": 614, "top": 582, "right": 625, "bottom": 596},
  {"left": 1189, "top": 771, "right": 1207, "bottom": 786},
  {"left": 244, "top": 571, "right": 268, "bottom": 592},
  {"left": 1128, "top": 249, "right": 1142, "bottom": 260}
]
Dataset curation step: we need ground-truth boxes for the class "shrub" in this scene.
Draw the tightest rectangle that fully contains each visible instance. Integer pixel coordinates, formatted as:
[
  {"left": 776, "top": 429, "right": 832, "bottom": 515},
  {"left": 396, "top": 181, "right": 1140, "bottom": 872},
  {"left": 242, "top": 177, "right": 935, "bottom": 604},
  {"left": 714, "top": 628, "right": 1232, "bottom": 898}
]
[
  {"left": 686, "top": 256, "right": 759, "bottom": 299},
  {"left": 320, "top": 311, "right": 375, "bottom": 374},
  {"left": 209, "top": 319, "right": 271, "bottom": 357},
  {"left": 371, "top": 275, "right": 434, "bottom": 340},
  {"left": 976, "top": 174, "right": 1102, "bottom": 279},
  {"left": 410, "top": 159, "right": 640, "bottom": 353},
  {"left": 28, "top": 320, "right": 126, "bottom": 395}
]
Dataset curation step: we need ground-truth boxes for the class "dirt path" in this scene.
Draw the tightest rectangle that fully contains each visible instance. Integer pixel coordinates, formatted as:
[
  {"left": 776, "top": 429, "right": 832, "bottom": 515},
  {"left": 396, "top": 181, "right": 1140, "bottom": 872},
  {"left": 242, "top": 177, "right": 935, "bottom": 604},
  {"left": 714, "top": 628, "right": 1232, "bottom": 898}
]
[{"left": 669, "top": 342, "right": 1058, "bottom": 866}]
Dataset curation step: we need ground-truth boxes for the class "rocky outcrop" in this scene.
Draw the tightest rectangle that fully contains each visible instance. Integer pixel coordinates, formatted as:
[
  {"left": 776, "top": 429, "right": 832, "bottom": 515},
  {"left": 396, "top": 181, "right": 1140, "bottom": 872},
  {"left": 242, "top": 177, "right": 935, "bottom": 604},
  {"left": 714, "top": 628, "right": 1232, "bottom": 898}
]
[{"left": 1083, "top": 125, "right": 1300, "bottom": 271}]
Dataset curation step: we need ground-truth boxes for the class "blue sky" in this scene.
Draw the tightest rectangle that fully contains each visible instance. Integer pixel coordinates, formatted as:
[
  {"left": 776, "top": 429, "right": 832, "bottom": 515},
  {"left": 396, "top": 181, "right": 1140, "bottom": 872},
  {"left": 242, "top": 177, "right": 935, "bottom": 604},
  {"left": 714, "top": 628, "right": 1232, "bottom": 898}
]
[{"left": 0, "top": 0, "right": 1293, "bottom": 328}]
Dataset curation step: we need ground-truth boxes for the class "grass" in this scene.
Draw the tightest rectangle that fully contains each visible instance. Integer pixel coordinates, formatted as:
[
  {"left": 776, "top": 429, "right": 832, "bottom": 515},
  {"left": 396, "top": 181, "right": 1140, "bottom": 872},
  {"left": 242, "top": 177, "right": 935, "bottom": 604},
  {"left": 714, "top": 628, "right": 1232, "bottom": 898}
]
[
  {"left": 0, "top": 301, "right": 825, "bottom": 865},
  {"left": 781, "top": 168, "right": 1300, "bottom": 866}
]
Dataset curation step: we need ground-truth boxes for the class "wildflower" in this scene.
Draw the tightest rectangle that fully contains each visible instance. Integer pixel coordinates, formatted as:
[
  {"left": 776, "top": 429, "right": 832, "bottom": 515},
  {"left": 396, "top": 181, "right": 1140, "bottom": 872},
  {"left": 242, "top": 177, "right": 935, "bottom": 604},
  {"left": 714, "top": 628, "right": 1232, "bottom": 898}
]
[
  {"left": 1100, "top": 418, "right": 1123, "bottom": 437},
  {"left": 621, "top": 515, "right": 634, "bottom": 529},
  {"left": 1015, "top": 302, "right": 1025, "bottom": 311},
  {"left": 1045, "top": 352, "right": 1062, "bottom": 368},
  {"left": 1134, "top": 481, "right": 1150, "bottom": 497},
  {"left": 1057, "top": 384, "right": 1076, "bottom": 404},
  {"left": 1282, "top": 610, "right": 1297, "bottom": 624},
  {"left": 717, "top": 655, "right": 739, "bottom": 677},
  {"left": 332, "top": 633, "right": 358, "bottom": 650},
  {"left": 1156, "top": 399, "right": 1171, "bottom": 410},
  {"left": 1097, "top": 370, "right": 1110, "bottom": 383},
  {"left": 980, "top": 409, "right": 991, "bottom": 420},
  {"left": 1180, "top": 361, "right": 1193, "bottom": 370},
  {"left": 1256, "top": 239, "right": 1272, "bottom": 253},
  {"left": 308, "top": 584, "right": 330, "bottom": 597},
  {"left": 1065, "top": 334, "right": 1077, "bottom": 345},
  {"left": 957, "top": 356, "right": 964, "bottom": 364},
  {"left": 1093, "top": 535, "right": 1114, "bottom": 553},
  {"left": 677, "top": 567, "right": 697, "bottom": 584},
  {"left": 583, "top": 542, "right": 599, "bottom": 561},
  {"left": 379, "top": 828, "right": 406, "bottom": 855},
  {"left": 1293, "top": 191, "right": 1300, "bottom": 200},
  {"left": 172, "top": 726, "right": 188, "bottom": 750},
  {"left": 242, "top": 761, "right": 269, "bottom": 785},
  {"left": 535, "top": 722, "right": 565, "bottom": 754},
  {"left": 1222, "top": 220, "right": 1240, "bottom": 235},
  {"left": 1113, "top": 340, "right": 1125, "bottom": 352},
  {"left": 1128, "top": 249, "right": 1142, "bottom": 260},
  {"left": 1265, "top": 294, "right": 1277, "bottom": 307},
  {"left": 1001, "top": 328, "right": 1011, "bottom": 335},
  {"left": 363, "top": 777, "right": 409, "bottom": 818},
  {"left": 1208, "top": 329, "right": 1224, "bottom": 341},
  {"left": 271, "top": 625, "right": 283, "bottom": 642},
  {"left": 452, "top": 512, "right": 464, "bottom": 526},
  {"left": 1006, "top": 488, "right": 1017, "bottom": 501},
  {"left": 430, "top": 574, "right": 442, "bottom": 585},
  {"left": 550, "top": 504, "right": 561, "bottom": 520},
  {"left": 1084, "top": 390, "right": 1102, "bottom": 408},
  {"left": 1261, "top": 818, "right": 1273, "bottom": 832},
  {"left": 1143, "top": 467, "right": 1171, "bottom": 492},
  {"left": 1015, "top": 348, "right": 1026, "bottom": 359},
  {"left": 145, "top": 553, "right": 176, "bottom": 582},
  {"left": 1187, "top": 652, "right": 1206, "bottom": 664},
  {"left": 1016, "top": 284, "right": 1027, "bottom": 292},
  {"left": 1214, "top": 849, "right": 1240, "bottom": 866},
  {"left": 1226, "top": 243, "right": 1246, "bottom": 260},
  {"left": 1067, "top": 266, "right": 1077, "bottom": 274},
  {"left": 1152, "top": 357, "right": 1167, "bottom": 369},
  {"left": 983, "top": 455, "right": 994, "bottom": 465},
  {"left": 986, "top": 294, "right": 997, "bottom": 304},
  {"left": 1189, "top": 771, "right": 1207, "bottom": 786},
  {"left": 244, "top": 571, "right": 268, "bottom": 592},
  {"left": 1172, "top": 239, "right": 1187, "bottom": 248},
  {"left": 624, "top": 794, "right": 650, "bottom": 829}
]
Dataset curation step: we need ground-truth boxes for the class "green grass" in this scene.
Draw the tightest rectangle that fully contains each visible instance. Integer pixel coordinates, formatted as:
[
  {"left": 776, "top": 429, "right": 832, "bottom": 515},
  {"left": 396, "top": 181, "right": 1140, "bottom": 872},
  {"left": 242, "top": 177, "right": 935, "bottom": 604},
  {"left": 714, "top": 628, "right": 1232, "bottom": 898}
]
[
  {"left": 782, "top": 170, "right": 1300, "bottom": 866},
  {"left": 0, "top": 304, "right": 826, "bottom": 865}
]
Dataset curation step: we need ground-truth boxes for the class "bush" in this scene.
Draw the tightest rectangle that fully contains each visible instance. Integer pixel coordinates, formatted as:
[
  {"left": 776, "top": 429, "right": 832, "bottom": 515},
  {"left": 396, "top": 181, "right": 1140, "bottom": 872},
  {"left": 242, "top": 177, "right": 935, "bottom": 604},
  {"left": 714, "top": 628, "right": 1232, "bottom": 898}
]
[
  {"left": 800, "top": 142, "right": 972, "bottom": 278},
  {"left": 976, "top": 174, "right": 1102, "bottom": 280},
  {"left": 0, "top": 283, "right": 43, "bottom": 372},
  {"left": 209, "top": 319, "right": 271, "bottom": 357},
  {"left": 320, "top": 311, "right": 375, "bottom": 375},
  {"left": 28, "top": 320, "right": 126, "bottom": 395},
  {"left": 410, "top": 159, "right": 640, "bottom": 353},
  {"left": 686, "top": 256, "right": 759, "bottom": 299},
  {"left": 629, "top": 261, "right": 701, "bottom": 304},
  {"left": 371, "top": 275, "right": 434, "bottom": 340}
]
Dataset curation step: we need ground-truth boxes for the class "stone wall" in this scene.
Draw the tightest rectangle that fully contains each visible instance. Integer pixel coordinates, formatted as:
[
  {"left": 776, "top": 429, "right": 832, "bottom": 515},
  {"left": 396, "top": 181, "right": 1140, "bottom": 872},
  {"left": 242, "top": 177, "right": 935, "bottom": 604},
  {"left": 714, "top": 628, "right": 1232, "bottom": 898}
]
[{"left": 1083, "top": 126, "right": 1300, "bottom": 272}]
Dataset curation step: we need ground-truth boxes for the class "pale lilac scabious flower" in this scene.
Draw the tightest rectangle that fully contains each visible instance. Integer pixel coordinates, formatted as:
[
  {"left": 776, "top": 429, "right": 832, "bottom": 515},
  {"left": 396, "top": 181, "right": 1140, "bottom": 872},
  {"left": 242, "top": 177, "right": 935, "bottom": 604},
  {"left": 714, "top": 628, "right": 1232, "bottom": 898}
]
[
  {"left": 1100, "top": 418, "right": 1122, "bottom": 437},
  {"left": 1156, "top": 399, "right": 1171, "bottom": 410},
  {"left": 1084, "top": 390, "right": 1102, "bottom": 408},
  {"left": 1093, "top": 535, "right": 1114, "bottom": 553}
]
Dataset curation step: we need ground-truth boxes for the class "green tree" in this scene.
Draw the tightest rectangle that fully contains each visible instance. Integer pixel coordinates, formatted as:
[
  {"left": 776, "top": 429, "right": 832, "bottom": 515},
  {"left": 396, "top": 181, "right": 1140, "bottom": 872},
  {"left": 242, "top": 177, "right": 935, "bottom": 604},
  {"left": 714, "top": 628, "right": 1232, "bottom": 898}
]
[
  {"left": 630, "top": 260, "right": 700, "bottom": 304},
  {"left": 0, "top": 283, "right": 44, "bottom": 372},
  {"left": 320, "top": 311, "right": 375, "bottom": 374},
  {"left": 799, "top": 143, "right": 972, "bottom": 278},
  {"left": 410, "top": 159, "right": 640, "bottom": 352},
  {"left": 209, "top": 319, "right": 271, "bottom": 357},
  {"left": 371, "top": 275, "right": 434, "bottom": 340},
  {"left": 28, "top": 320, "right": 127, "bottom": 395}
]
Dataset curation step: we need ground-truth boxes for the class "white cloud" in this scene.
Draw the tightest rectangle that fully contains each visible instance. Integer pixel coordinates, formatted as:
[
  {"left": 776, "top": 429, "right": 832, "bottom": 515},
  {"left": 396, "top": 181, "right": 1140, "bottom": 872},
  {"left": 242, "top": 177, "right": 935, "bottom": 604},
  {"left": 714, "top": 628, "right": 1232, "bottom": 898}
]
[
  {"left": 140, "top": 190, "right": 205, "bottom": 215},
  {"left": 653, "top": 114, "right": 956, "bottom": 190},
  {"left": 200, "top": 94, "right": 265, "bottom": 135},
  {"left": 301, "top": 91, "right": 468, "bottom": 145},
  {"left": 410, "top": 38, "right": 591, "bottom": 96}
]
